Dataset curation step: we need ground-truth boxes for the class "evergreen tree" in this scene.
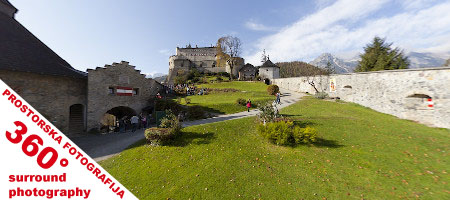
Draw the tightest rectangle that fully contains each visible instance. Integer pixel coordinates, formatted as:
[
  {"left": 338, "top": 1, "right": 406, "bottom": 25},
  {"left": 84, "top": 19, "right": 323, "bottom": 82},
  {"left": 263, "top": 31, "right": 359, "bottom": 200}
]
[{"left": 355, "top": 37, "right": 409, "bottom": 72}]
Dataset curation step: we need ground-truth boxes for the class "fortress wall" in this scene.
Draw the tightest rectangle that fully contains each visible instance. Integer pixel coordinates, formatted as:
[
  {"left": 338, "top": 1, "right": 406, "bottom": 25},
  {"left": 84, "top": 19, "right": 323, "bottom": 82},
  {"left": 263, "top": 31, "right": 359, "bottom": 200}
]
[{"left": 273, "top": 67, "right": 450, "bottom": 128}]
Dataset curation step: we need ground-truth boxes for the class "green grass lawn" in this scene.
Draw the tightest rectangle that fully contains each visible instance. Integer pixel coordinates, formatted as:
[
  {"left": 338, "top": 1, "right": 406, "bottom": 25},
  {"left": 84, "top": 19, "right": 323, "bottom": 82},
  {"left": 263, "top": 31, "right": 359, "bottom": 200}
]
[
  {"left": 100, "top": 96, "right": 449, "bottom": 199},
  {"left": 181, "top": 81, "right": 275, "bottom": 114}
]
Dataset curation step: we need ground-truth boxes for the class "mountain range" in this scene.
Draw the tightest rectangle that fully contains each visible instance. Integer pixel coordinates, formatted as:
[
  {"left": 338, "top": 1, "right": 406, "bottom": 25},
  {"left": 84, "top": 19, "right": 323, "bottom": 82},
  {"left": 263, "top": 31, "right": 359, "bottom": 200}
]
[
  {"left": 145, "top": 73, "right": 167, "bottom": 83},
  {"left": 309, "top": 52, "right": 449, "bottom": 73}
]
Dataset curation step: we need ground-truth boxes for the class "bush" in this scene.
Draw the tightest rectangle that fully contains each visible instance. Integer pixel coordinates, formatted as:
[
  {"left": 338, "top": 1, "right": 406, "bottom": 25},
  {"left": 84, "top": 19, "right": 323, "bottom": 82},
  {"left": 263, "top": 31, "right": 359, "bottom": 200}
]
[
  {"left": 314, "top": 92, "right": 328, "bottom": 99},
  {"left": 257, "top": 103, "right": 278, "bottom": 123},
  {"left": 236, "top": 98, "right": 246, "bottom": 106},
  {"left": 184, "top": 97, "right": 191, "bottom": 104},
  {"left": 186, "top": 106, "right": 205, "bottom": 120},
  {"left": 159, "top": 110, "right": 181, "bottom": 136},
  {"left": 257, "top": 121, "right": 317, "bottom": 146},
  {"left": 144, "top": 128, "right": 173, "bottom": 146},
  {"left": 155, "top": 99, "right": 183, "bottom": 114},
  {"left": 267, "top": 85, "right": 280, "bottom": 95}
]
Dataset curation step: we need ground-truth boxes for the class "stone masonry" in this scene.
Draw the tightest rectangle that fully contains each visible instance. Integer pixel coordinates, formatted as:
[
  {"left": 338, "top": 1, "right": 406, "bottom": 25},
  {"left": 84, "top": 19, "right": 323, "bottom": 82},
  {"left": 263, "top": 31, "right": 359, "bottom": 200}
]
[
  {"left": 0, "top": 70, "right": 87, "bottom": 133},
  {"left": 272, "top": 67, "right": 450, "bottom": 129},
  {"left": 86, "top": 61, "right": 162, "bottom": 131}
]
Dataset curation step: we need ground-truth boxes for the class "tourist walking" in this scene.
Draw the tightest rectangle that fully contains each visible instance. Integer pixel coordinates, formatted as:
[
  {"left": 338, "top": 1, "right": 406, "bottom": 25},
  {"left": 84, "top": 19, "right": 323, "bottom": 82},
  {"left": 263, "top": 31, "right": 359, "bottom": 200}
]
[
  {"left": 276, "top": 92, "right": 281, "bottom": 104},
  {"left": 141, "top": 115, "right": 147, "bottom": 129},
  {"left": 246, "top": 99, "right": 252, "bottom": 112},
  {"left": 131, "top": 115, "right": 139, "bottom": 132}
]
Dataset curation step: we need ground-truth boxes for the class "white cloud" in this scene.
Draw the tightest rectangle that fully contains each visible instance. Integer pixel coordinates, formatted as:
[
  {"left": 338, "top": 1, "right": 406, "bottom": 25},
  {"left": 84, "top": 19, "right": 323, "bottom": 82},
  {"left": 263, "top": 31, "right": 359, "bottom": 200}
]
[
  {"left": 245, "top": 0, "right": 450, "bottom": 65},
  {"left": 158, "top": 49, "right": 172, "bottom": 56},
  {"left": 244, "top": 20, "right": 275, "bottom": 31}
]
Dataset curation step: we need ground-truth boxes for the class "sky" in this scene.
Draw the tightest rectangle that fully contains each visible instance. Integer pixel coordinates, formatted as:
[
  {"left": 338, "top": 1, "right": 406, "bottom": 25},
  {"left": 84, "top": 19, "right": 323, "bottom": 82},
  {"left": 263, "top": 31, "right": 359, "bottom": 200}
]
[{"left": 10, "top": 0, "right": 450, "bottom": 76}]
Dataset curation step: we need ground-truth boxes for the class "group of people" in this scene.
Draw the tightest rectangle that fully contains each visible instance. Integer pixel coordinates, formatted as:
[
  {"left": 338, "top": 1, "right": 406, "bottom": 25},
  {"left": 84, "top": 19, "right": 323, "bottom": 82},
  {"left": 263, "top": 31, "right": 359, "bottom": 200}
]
[{"left": 117, "top": 113, "right": 151, "bottom": 133}]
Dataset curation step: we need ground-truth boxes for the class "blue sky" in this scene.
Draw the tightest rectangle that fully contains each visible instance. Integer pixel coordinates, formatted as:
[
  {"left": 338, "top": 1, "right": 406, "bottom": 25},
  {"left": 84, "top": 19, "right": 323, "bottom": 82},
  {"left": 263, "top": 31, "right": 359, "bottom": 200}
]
[{"left": 11, "top": 0, "right": 450, "bottom": 76}]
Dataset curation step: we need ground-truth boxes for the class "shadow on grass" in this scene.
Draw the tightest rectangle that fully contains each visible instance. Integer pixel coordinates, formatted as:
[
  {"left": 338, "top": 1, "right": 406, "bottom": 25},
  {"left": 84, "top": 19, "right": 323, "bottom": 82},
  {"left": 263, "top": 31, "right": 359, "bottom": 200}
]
[
  {"left": 311, "top": 138, "right": 344, "bottom": 148},
  {"left": 166, "top": 131, "right": 215, "bottom": 147},
  {"left": 127, "top": 131, "right": 216, "bottom": 149},
  {"left": 292, "top": 120, "right": 317, "bottom": 128}
]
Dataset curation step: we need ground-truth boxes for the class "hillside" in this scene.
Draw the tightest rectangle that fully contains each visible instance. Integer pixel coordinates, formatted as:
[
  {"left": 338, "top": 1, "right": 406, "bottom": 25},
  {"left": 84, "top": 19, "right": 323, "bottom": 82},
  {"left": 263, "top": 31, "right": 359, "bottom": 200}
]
[{"left": 276, "top": 61, "right": 328, "bottom": 78}]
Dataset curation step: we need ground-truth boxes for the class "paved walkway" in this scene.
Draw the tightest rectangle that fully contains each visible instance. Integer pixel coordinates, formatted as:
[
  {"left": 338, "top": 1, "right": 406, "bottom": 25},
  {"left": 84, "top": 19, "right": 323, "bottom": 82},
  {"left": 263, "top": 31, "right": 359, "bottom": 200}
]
[{"left": 71, "top": 88, "right": 304, "bottom": 162}]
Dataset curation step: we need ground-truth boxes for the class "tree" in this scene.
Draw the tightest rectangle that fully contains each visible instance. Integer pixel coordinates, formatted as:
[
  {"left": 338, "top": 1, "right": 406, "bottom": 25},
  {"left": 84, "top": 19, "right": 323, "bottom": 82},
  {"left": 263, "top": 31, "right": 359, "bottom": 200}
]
[
  {"left": 276, "top": 61, "right": 327, "bottom": 78},
  {"left": 355, "top": 37, "right": 409, "bottom": 72},
  {"left": 443, "top": 58, "right": 450, "bottom": 67},
  {"left": 261, "top": 49, "right": 268, "bottom": 63},
  {"left": 216, "top": 36, "right": 242, "bottom": 79}
]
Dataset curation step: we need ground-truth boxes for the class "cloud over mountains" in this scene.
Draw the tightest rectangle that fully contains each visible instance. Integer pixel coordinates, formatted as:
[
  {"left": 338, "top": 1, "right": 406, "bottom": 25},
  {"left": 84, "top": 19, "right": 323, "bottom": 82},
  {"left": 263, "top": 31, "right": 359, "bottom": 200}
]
[{"left": 245, "top": 0, "right": 450, "bottom": 65}]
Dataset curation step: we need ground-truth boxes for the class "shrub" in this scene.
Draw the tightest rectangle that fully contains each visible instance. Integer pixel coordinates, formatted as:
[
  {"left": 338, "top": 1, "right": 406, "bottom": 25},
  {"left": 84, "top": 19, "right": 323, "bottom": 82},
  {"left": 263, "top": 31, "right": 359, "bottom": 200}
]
[
  {"left": 258, "top": 121, "right": 317, "bottom": 146},
  {"left": 293, "top": 126, "right": 317, "bottom": 144},
  {"left": 267, "top": 85, "right": 280, "bottom": 95},
  {"left": 144, "top": 128, "right": 173, "bottom": 146},
  {"left": 216, "top": 76, "right": 223, "bottom": 82},
  {"left": 159, "top": 110, "right": 181, "bottom": 136},
  {"left": 184, "top": 97, "right": 191, "bottom": 104},
  {"left": 154, "top": 99, "right": 183, "bottom": 114},
  {"left": 186, "top": 106, "right": 205, "bottom": 120},
  {"left": 236, "top": 98, "right": 246, "bottom": 106},
  {"left": 176, "top": 97, "right": 182, "bottom": 104},
  {"left": 257, "top": 103, "right": 278, "bottom": 123},
  {"left": 314, "top": 92, "right": 328, "bottom": 99}
]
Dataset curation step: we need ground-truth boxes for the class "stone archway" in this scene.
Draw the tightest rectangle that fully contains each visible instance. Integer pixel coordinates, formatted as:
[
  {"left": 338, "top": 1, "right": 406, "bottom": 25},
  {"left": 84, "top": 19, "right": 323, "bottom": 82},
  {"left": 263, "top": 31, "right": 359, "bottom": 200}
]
[
  {"left": 69, "top": 104, "right": 85, "bottom": 134},
  {"left": 100, "top": 106, "right": 137, "bottom": 133}
]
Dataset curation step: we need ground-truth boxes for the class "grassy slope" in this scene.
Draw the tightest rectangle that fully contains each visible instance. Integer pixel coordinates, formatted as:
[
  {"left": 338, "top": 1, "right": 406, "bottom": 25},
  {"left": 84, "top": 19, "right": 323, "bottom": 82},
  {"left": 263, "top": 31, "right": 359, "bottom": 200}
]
[
  {"left": 100, "top": 97, "right": 449, "bottom": 199},
  {"left": 181, "top": 82, "right": 274, "bottom": 114}
]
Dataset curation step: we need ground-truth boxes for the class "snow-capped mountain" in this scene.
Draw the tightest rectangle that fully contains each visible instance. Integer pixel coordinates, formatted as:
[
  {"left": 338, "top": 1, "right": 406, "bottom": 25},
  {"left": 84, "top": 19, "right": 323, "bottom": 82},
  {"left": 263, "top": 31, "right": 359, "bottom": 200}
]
[
  {"left": 406, "top": 52, "right": 447, "bottom": 68},
  {"left": 310, "top": 52, "right": 448, "bottom": 73},
  {"left": 309, "top": 53, "right": 357, "bottom": 73},
  {"left": 145, "top": 73, "right": 166, "bottom": 78}
]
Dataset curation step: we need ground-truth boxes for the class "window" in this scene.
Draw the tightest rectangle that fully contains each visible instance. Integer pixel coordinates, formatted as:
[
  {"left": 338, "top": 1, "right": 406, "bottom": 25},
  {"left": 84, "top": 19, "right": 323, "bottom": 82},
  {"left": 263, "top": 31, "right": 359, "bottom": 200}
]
[
  {"left": 133, "top": 88, "right": 139, "bottom": 95},
  {"left": 108, "top": 87, "right": 115, "bottom": 94}
]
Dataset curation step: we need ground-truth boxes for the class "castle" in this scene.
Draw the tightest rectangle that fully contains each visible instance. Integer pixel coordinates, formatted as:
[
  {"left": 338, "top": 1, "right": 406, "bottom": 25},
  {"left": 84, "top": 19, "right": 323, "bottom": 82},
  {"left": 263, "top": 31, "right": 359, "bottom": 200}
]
[{"left": 167, "top": 45, "right": 244, "bottom": 84}]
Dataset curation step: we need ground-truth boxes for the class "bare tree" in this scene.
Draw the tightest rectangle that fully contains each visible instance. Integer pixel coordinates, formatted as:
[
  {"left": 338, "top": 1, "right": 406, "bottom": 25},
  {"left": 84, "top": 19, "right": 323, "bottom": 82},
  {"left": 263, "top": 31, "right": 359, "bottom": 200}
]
[
  {"left": 304, "top": 65, "right": 329, "bottom": 93},
  {"left": 261, "top": 49, "right": 268, "bottom": 63},
  {"left": 216, "top": 36, "right": 242, "bottom": 79}
]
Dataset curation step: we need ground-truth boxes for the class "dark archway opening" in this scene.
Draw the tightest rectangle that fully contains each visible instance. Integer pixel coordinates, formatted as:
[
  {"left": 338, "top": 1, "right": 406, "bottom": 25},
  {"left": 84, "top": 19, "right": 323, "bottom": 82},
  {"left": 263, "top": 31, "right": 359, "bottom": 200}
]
[
  {"left": 106, "top": 106, "right": 137, "bottom": 119},
  {"left": 264, "top": 78, "right": 270, "bottom": 85},
  {"left": 69, "top": 104, "right": 85, "bottom": 134},
  {"left": 101, "top": 106, "right": 137, "bottom": 133}
]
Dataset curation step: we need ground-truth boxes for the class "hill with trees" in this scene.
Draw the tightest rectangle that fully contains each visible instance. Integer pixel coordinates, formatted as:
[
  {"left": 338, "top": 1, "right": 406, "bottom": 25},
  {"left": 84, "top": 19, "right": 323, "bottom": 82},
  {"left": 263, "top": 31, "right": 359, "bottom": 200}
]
[{"left": 276, "top": 61, "right": 328, "bottom": 78}]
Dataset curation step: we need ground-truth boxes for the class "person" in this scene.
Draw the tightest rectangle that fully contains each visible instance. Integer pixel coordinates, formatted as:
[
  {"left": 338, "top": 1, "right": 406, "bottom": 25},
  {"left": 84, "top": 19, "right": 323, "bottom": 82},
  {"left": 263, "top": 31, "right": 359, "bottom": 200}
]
[
  {"left": 119, "top": 117, "right": 125, "bottom": 133},
  {"left": 246, "top": 99, "right": 252, "bottom": 112},
  {"left": 276, "top": 92, "right": 281, "bottom": 104},
  {"left": 130, "top": 115, "right": 139, "bottom": 132},
  {"left": 141, "top": 115, "right": 147, "bottom": 129}
]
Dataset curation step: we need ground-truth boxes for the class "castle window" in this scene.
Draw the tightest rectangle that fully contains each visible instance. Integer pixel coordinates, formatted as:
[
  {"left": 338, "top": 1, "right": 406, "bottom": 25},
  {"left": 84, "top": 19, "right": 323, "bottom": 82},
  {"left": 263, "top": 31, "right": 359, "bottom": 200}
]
[
  {"left": 108, "top": 87, "right": 115, "bottom": 94},
  {"left": 133, "top": 88, "right": 139, "bottom": 96}
]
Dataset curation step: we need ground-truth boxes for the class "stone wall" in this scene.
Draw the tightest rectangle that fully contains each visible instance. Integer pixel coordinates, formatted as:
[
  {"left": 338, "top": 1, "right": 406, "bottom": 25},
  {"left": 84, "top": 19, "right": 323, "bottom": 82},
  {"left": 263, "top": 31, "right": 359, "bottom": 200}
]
[
  {"left": 272, "top": 67, "right": 450, "bottom": 128},
  {"left": 86, "top": 61, "right": 161, "bottom": 131},
  {"left": 0, "top": 70, "right": 87, "bottom": 134}
]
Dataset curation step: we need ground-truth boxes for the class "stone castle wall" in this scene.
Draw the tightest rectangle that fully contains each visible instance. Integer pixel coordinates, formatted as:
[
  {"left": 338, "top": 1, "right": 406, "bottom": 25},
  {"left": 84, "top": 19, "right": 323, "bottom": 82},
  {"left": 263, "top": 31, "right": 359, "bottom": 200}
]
[
  {"left": 86, "top": 61, "right": 161, "bottom": 131},
  {"left": 0, "top": 70, "right": 87, "bottom": 134},
  {"left": 272, "top": 67, "right": 450, "bottom": 128}
]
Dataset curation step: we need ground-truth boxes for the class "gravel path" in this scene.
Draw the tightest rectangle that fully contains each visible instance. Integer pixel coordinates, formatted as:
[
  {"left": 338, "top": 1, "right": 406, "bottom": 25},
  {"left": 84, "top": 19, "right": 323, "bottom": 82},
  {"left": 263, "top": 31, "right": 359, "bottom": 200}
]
[{"left": 71, "top": 88, "right": 304, "bottom": 162}]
